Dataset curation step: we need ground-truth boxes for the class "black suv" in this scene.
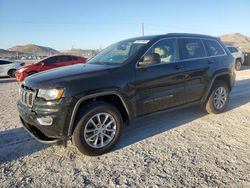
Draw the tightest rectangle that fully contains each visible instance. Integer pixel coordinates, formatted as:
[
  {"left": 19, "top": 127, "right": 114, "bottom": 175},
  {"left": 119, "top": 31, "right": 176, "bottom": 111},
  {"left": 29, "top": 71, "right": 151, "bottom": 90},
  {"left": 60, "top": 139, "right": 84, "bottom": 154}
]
[{"left": 17, "top": 33, "right": 235, "bottom": 156}]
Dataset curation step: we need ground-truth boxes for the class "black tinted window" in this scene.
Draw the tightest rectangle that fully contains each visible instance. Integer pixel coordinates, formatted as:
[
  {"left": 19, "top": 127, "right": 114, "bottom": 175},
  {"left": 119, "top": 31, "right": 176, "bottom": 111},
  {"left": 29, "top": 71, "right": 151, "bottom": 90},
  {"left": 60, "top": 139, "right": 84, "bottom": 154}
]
[
  {"left": 228, "top": 47, "right": 238, "bottom": 53},
  {"left": 57, "top": 56, "right": 73, "bottom": 62},
  {"left": 181, "top": 38, "right": 205, "bottom": 59},
  {"left": 43, "top": 57, "right": 57, "bottom": 65},
  {"left": 0, "top": 60, "right": 11, "bottom": 65},
  {"left": 204, "top": 40, "right": 225, "bottom": 56},
  {"left": 145, "top": 38, "right": 178, "bottom": 64}
]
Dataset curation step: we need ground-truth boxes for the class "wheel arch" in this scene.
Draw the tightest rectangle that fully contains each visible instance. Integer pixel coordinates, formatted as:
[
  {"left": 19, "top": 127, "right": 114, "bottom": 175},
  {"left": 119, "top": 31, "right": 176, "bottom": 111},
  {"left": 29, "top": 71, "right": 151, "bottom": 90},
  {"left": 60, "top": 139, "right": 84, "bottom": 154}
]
[
  {"left": 67, "top": 91, "right": 131, "bottom": 137},
  {"left": 202, "top": 73, "right": 233, "bottom": 104},
  {"left": 235, "top": 57, "right": 242, "bottom": 63}
]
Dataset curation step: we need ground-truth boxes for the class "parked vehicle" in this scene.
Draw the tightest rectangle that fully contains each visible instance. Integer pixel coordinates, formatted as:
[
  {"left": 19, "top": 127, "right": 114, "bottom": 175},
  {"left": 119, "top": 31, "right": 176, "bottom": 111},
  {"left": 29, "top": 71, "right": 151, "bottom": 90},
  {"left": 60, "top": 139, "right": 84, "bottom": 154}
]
[
  {"left": 0, "top": 59, "right": 24, "bottom": 77},
  {"left": 227, "top": 45, "right": 245, "bottom": 71},
  {"left": 17, "top": 33, "right": 235, "bottom": 156},
  {"left": 15, "top": 54, "right": 86, "bottom": 82}
]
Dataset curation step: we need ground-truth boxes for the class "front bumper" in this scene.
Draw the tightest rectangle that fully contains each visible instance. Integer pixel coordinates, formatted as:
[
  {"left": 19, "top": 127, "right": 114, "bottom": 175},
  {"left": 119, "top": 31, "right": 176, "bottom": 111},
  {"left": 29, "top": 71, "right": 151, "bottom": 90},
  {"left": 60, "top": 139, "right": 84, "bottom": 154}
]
[
  {"left": 17, "top": 97, "right": 75, "bottom": 146},
  {"left": 20, "top": 116, "right": 63, "bottom": 145}
]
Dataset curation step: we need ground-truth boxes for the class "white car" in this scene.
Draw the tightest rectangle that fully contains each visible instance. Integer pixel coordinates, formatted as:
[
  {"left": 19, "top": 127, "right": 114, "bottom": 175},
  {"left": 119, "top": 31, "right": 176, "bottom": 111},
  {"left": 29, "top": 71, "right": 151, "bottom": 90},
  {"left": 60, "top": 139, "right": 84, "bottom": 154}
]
[
  {"left": 227, "top": 46, "right": 245, "bottom": 71},
  {"left": 0, "top": 59, "right": 24, "bottom": 77}
]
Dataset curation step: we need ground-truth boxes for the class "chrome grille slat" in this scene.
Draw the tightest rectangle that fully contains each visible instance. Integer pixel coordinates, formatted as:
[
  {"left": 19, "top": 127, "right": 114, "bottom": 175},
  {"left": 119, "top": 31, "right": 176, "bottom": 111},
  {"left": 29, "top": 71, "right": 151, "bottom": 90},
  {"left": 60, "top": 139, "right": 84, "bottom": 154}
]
[{"left": 19, "top": 87, "right": 35, "bottom": 108}]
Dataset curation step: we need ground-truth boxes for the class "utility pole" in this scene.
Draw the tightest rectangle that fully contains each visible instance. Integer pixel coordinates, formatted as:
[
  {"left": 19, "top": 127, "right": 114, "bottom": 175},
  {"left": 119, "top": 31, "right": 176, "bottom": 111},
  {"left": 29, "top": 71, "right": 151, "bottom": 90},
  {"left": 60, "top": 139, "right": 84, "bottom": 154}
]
[{"left": 141, "top": 22, "right": 144, "bottom": 36}]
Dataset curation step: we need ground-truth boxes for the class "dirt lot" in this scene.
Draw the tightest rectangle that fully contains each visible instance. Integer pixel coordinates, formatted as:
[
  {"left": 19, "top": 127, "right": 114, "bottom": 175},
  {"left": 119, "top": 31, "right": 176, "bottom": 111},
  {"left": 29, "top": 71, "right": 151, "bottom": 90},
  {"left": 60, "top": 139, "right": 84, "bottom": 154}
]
[{"left": 0, "top": 68, "right": 250, "bottom": 187}]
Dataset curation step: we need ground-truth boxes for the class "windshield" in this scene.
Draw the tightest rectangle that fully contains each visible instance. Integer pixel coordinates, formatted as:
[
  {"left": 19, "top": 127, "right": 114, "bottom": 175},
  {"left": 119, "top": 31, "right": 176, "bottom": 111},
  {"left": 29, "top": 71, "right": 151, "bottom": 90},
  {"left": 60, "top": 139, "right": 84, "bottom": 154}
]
[{"left": 88, "top": 39, "right": 149, "bottom": 65}]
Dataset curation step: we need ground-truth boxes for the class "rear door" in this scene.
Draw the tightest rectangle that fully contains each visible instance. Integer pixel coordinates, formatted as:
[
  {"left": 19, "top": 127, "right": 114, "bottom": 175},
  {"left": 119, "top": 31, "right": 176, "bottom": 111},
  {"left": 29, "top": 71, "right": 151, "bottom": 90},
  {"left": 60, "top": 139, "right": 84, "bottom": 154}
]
[
  {"left": 55, "top": 55, "right": 74, "bottom": 67},
  {"left": 0, "top": 60, "right": 7, "bottom": 75},
  {"left": 71, "top": 56, "right": 81, "bottom": 65},
  {"left": 0, "top": 60, "right": 11, "bottom": 76},
  {"left": 135, "top": 38, "right": 186, "bottom": 116},
  {"left": 40, "top": 56, "right": 58, "bottom": 71},
  {"left": 179, "top": 38, "right": 217, "bottom": 103}
]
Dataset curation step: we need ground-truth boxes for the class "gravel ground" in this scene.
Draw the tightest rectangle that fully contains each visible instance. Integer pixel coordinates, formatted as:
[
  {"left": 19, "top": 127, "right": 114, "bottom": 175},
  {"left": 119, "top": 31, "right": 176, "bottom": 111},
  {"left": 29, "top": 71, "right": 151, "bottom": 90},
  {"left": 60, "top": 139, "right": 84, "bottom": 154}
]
[{"left": 0, "top": 68, "right": 250, "bottom": 187}]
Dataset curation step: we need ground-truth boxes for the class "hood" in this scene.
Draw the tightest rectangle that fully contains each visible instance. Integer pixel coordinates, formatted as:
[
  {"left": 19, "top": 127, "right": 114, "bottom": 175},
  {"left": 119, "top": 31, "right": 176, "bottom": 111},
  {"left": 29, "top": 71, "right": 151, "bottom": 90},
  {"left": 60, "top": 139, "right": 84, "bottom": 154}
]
[{"left": 24, "top": 63, "right": 110, "bottom": 89}]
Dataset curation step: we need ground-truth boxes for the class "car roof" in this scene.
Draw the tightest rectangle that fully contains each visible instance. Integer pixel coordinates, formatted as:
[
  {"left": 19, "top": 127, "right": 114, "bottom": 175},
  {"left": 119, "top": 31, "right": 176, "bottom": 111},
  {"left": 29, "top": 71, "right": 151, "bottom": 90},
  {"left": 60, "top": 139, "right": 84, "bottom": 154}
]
[
  {"left": 38, "top": 54, "right": 85, "bottom": 62},
  {"left": 44, "top": 54, "right": 83, "bottom": 58},
  {"left": 123, "top": 33, "right": 218, "bottom": 42}
]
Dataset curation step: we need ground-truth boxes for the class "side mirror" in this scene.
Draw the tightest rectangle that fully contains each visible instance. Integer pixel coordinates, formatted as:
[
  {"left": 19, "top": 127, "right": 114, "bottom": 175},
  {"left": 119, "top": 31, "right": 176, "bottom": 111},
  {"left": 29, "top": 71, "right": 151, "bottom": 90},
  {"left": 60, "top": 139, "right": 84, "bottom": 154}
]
[
  {"left": 138, "top": 53, "right": 161, "bottom": 67},
  {"left": 40, "top": 62, "right": 45, "bottom": 66}
]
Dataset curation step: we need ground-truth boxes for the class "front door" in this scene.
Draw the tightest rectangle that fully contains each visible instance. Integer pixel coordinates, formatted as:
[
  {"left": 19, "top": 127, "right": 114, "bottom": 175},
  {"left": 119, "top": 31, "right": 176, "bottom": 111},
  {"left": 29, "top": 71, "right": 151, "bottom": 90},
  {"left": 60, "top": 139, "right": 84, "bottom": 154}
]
[{"left": 135, "top": 38, "right": 186, "bottom": 116}]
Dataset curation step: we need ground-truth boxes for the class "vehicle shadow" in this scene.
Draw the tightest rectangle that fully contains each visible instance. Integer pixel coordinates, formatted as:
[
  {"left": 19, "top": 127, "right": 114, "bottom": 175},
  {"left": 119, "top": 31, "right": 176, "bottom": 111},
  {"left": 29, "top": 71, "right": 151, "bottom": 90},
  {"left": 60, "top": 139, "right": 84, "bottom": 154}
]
[
  {"left": 0, "top": 127, "right": 48, "bottom": 164},
  {"left": 114, "top": 78, "right": 250, "bottom": 152},
  {"left": 241, "top": 65, "right": 250, "bottom": 70},
  {"left": 0, "top": 78, "right": 16, "bottom": 84}
]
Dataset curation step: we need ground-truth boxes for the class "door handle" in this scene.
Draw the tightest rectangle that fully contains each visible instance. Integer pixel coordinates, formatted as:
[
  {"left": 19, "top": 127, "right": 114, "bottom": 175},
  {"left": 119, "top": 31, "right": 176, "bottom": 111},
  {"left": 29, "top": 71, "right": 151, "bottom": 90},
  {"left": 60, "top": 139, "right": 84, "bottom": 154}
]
[{"left": 175, "top": 65, "right": 184, "bottom": 70}]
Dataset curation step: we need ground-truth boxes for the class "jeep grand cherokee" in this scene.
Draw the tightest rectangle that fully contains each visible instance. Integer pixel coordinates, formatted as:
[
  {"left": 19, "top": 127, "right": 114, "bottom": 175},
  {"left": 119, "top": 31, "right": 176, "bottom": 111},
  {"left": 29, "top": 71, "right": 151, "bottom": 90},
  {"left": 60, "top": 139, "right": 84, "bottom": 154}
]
[{"left": 17, "top": 33, "right": 235, "bottom": 156}]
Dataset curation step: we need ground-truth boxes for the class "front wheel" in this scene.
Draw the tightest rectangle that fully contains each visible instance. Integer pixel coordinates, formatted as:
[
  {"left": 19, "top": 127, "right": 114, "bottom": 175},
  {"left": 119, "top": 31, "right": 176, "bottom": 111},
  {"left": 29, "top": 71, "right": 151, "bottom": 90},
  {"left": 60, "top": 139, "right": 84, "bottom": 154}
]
[
  {"left": 73, "top": 102, "right": 123, "bottom": 156},
  {"left": 204, "top": 80, "right": 229, "bottom": 114}
]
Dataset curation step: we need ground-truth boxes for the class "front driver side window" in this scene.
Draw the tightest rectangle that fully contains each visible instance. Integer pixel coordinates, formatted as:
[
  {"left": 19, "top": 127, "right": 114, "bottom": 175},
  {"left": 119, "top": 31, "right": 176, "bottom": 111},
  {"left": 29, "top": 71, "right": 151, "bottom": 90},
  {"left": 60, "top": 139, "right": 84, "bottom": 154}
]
[{"left": 144, "top": 38, "right": 178, "bottom": 65}]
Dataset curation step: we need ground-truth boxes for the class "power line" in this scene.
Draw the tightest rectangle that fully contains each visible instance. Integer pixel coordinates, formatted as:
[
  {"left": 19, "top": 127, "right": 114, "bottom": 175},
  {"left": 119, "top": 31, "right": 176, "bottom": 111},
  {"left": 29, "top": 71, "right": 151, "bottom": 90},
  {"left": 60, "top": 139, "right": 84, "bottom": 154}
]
[{"left": 0, "top": 19, "right": 140, "bottom": 25}]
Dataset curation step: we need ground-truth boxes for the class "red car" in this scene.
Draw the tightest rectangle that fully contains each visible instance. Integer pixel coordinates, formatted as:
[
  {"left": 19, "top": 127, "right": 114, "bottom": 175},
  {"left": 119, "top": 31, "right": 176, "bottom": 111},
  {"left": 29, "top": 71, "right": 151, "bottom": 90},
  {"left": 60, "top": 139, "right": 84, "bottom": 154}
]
[{"left": 16, "top": 54, "right": 86, "bottom": 82}]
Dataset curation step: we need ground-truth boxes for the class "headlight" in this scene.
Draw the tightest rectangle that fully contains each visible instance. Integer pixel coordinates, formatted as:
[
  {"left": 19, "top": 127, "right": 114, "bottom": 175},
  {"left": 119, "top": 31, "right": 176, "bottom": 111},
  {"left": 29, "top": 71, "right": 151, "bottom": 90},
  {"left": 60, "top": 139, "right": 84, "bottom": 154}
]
[
  {"left": 37, "top": 89, "right": 64, "bottom": 100},
  {"left": 18, "top": 68, "right": 26, "bottom": 73}
]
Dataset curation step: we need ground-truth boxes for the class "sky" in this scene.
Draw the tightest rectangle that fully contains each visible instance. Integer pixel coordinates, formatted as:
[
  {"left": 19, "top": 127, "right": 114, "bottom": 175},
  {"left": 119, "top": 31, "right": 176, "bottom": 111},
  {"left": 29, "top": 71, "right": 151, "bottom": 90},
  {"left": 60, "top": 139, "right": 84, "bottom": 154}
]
[{"left": 0, "top": 0, "right": 249, "bottom": 50}]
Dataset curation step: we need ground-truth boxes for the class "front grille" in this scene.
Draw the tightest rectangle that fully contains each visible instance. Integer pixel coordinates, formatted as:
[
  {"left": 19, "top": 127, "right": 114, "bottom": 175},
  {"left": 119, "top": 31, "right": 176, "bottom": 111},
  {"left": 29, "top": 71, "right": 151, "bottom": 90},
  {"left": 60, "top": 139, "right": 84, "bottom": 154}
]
[{"left": 19, "top": 86, "right": 35, "bottom": 107}]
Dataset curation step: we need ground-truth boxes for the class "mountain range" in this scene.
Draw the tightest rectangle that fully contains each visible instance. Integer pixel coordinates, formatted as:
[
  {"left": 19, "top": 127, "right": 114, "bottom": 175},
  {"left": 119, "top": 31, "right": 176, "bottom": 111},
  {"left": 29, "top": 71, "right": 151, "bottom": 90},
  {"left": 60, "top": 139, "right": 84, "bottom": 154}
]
[
  {"left": 1, "top": 33, "right": 250, "bottom": 59},
  {"left": 219, "top": 33, "right": 250, "bottom": 52}
]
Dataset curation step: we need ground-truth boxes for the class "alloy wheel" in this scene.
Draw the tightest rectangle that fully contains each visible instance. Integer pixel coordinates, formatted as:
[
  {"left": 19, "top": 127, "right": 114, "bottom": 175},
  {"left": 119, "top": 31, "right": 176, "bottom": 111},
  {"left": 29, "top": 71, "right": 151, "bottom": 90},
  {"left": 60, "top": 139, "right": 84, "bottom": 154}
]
[
  {"left": 84, "top": 113, "right": 117, "bottom": 148},
  {"left": 213, "top": 87, "right": 227, "bottom": 109}
]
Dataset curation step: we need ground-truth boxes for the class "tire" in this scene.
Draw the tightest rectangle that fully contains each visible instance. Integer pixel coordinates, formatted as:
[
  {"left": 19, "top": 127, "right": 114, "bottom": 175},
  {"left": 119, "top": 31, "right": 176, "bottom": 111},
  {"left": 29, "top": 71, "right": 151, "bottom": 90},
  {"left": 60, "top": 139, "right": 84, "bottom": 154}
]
[
  {"left": 235, "top": 59, "right": 242, "bottom": 71},
  {"left": 28, "top": 71, "right": 37, "bottom": 76},
  {"left": 72, "top": 101, "right": 123, "bottom": 156},
  {"left": 8, "top": 69, "right": 16, "bottom": 78},
  {"left": 204, "top": 80, "right": 229, "bottom": 114}
]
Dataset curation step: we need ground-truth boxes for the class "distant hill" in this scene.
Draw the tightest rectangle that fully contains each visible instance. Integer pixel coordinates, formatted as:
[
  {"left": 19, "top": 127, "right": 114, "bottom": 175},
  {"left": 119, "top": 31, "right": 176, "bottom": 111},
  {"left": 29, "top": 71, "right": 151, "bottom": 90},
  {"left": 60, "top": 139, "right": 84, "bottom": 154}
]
[
  {"left": 220, "top": 33, "right": 250, "bottom": 52},
  {"left": 61, "top": 48, "right": 99, "bottom": 59},
  {"left": 0, "top": 49, "right": 30, "bottom": 58},
  {"left": 8, "top": 44, "right": 60, "bottom": 56}
]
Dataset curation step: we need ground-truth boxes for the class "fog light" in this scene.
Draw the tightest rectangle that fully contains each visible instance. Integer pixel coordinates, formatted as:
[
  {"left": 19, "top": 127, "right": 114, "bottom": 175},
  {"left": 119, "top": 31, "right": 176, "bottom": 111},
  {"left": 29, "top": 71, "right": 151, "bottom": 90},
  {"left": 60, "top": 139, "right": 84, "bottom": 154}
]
[{"left": 37, "top": 116, "right": 53, "bottom": 126}]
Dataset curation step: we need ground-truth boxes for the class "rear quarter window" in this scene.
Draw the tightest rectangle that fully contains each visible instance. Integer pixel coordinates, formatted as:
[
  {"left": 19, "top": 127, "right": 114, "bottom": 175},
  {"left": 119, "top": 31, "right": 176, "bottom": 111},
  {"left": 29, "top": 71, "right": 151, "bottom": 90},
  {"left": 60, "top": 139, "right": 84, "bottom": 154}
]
[
  {"left": 180, "top": 38, "right": 205, "bottom": 60},
  {"left": 204, "top": 40, "right": 225, "bottom": 56}
]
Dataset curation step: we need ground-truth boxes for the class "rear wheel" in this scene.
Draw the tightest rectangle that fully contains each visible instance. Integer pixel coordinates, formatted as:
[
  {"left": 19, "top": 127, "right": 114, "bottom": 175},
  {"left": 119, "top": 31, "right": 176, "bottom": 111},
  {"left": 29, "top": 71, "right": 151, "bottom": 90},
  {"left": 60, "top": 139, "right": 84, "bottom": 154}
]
[
  {"left": 204, "top": 80, "right": 229, "bottom": 114},
  {"left": 7, "top": 69, "right": 16, "bottom": 78},
  {"left": 73, "top": 102, "right": 123, "bottom": 156},
  {"left": 235, "top": 59, "right": 242, "bottom": 71}
]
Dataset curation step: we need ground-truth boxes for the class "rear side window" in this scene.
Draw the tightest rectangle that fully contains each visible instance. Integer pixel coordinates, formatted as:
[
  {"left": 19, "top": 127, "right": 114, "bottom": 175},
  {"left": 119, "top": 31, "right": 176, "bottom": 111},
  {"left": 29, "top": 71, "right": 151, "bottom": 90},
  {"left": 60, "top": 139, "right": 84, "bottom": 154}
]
[
  {"left": 180, "top": 38, "right": 205, "bottom": 60},
  {"left": 43, "top": 57, "right": 57, "bottom": 65},
  {"left": 204, "top": 40, "right": 225, "bottom": 56},
  {"left": 57, "top": 56, "right": 73, "bottom": 63},
  {"left": 228, "top": 47, "right": 238, "bottom": 53},
  {"left": 0, "top": 60, "right": 11, "bottom": 65}
]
